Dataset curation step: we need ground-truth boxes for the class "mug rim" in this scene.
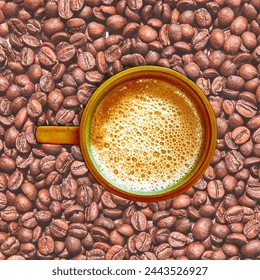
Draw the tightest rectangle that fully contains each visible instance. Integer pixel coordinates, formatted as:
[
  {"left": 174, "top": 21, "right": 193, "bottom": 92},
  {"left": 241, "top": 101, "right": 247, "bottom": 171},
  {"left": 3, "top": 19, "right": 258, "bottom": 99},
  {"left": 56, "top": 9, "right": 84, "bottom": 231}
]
[{"left": 79, "top": 66, "right": 217, "bottom": 202}]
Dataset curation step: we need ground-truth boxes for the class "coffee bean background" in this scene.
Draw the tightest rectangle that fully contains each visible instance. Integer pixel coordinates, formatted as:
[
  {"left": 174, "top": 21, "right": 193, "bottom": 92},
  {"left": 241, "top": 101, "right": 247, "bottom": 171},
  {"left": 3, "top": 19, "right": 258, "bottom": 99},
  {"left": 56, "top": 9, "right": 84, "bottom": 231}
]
[{"left": 0, "top": 0, "right": 260, "bottom": 260}]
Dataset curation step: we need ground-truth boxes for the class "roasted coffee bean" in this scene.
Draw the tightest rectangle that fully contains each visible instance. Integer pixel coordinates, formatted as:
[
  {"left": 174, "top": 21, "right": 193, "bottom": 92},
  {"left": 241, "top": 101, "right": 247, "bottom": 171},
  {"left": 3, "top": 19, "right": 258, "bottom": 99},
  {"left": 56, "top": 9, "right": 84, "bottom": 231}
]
[
  {"left": 58, "top": 0, "right": 73, "bottom": 19},
  {"left": 85, "top": 202, "right": 99, "bottom": 222},
  {"left": 86, "top": 248, "right": 105, "bottom": 260},
  {"left": 90, "top": 226, "right": 109, "bottom": 242},
  {"left": 152, "top": 211, "right": 169, "bottom": 224},
  {"left": 65, "top": 236, "right": 82, "bottom": 255},
  {"left": 27, "top": 99, "right": 42, "bottom": 118},
  {"left": 68, "top": 223, "right": 87, "bottom": 239},
  {"left": 57, "top": 45, "right": 76, "bottom": 63},
  {"left": 230, "top": 16, "right": 248, "bottom": 35},
  {"left": 20, "top": 244, "right": 36, "bottom": 259},
  {"left": 4, "top": 126, "right": 19, "bottom": 148},
  {"left": 107, "top": 15, "right": 126, "bottom": 31},
  {"left": 138, "top": 25, "right": 158, "bottom": 43},
  {"left": 172, "top": 194, "right": 191, "bottom": 209},
  {"left": 195, "top": 9, "right": 212, "bottom": 27},
  {"left": 19, "top": 212, "right": 37, "bottom": 229},
  {"left": 240, "top": 64, "right": 258, "bottom": 81},
  {"left": 40, "top": 75, "right": 55, "bottom": 93},
  {"left": 35, "top": 211, "right": 52, "bottom": 224},
  {"left": 253, "top": 128, "right": 260, "bottom": 143},
  {"left": 192, "top": 31, "right": 209, "bottom": 52},
  {"left": 242, "top": 32, "right": 257, "bottom": 50},
  {"left": 0, "top": 236, "right": 20, "bottom": 256},
  {"left": 106, "top": 245, "right": 125, "bottom": 260},
  {"left": 226, "top": 76, "right": 245, "bottom": 91},
  {"left": 135, "top": 232, "right": 151, "bottom": 252},
  {"left": 87, "top": 22, "right": 106, "bottom": 39},
  {"left": 0, "top": 155, "right": 16, "bottom": 173},
  {"left": 175, "top": 218, "right": 191, "bottom": 234},
  {"left": 192, "top": 218, "right": 212, "bottom": 241},
  {"left": 225, "top": 151, "right": 244, "bottom": 173},
  {"left": 104, "top": 46, "right": 121, "bottom": 65},
  {"left": 14, "top": 194, "right": 32, "bottom": 214},
  {"left": 42, "top": 18, "right": 64, "bottom": 36},
  {"left": 50, "top": 219, "right": 68, "bottom": 239},
  {"left": 40, "top": 156, "right": 55, "bottom": 174},
  {"left": 222, "top": 243, "right": 239, "bottom": 257},
  {"left": 70, "top": 0, "right": 84, "bottom": 12},
  {"left": 77, "top": 185, "right": 93, "bottom": 207},
  {"left": 225, "top": 206, "right": 244, "bottom": 224},
  {"left": 223, "top": 193, "right": 238, "bottom": 209},
  {"left": 224, "top": 133, "right": 238, "bottom": 150},
  {"left": 77, "top": 52, "right": 95, "bottom": 71},
  {"left": 228, "top": 113, "right": 244, "bottom": 130},
  {"left": 127, "top": 0, "right": 143, "bottom": 11},
  {"left": 155, "top": 243, "right": 173, "bottom": 260},
  {"left": 211, "top": 77, "right": 225, "bottom": 96},
  {"left": 186, "top": 242, "right": 205, "bottom": 260},
  {"left": 157, "top": 216, "right": 176, "bottom": 228},
  {"left": 243, "top": 220, "right": 260, "bottom": 239},
  {"left": 17, "top": 228, "right": 33, "bottom": 243},
  {"left": 110, "top": 229, "right": 125, "bottom": 246},
  {"left": 69, "top": 160, "right": 87, "bottom": 176},
  {"left": 0, "top": 173, "right": 8, "bottom": 192},
  {"left": 199, "top": 204, "right": 215, "bottom": 218},
  {"left": 224, "top": 35, "right": 241, "bottom": 55},
  {"left": 187, "top": 206, "right": 201, "bottom": 220},
  {"left": 95, "top": 51, "right": 107, "bottom": 74},
  {"left": 241, "top": 240, "right": 260, "bottom": 258},
  {"left": 231, "top": 126, "right": 250, "bottom": 145},
  {"left": 210, "top": 29, "right": 225, "bottom": 49},
  {"left": 38, "top": 47, "right": 56, "bottom": 67},
  {"left": 47, "top": 90, "right": 64, "bottom": 111},
  {"left": 38, "top": 235, "right": 55, "bottom": 255},
  {"left": 121, "top": 53, "right": 146, "bottom": 66},
  {"left": 194, "top": 51, "right": 209, "bottom": 71},
  {"left": 61, "top": 178, "right": 77, "bottom": 199},
  {"left": 207, "top": 180, "right": 225, "bottom": 200},
  {"left": 154, "top": 228, "right": 169, "bottom": 244},
  {"left": 15, "top": 132, "right": 30, "bottom": 154},
  {"left": 131, "top": 211, "right": 147, "bottom": 231},
  {"left": 94, "top": 217, "right": 114, "bottom": 230},
  {"left": 211, "top": 248, "right": 227, "bottom": 260},
  {"left": 184, "top": 62, "right": 200, "bottom": 81},
  {"left": 85, "top": 71, "right": 104, "bottom": 84},
  {"left": 168, "top": 232, "right": 186, "bottom": 249},
  {"left": 0, "top": 193, "right": 7, "bottom": 210},
  {"left": 236, "top": 100, "right": 257, "bottom": 118},
  {"left": 226, "top": 233, "right": 248, "bottom": 246},
  {"left": 0, "top": 76, "right": 10, "bottom": 92},
  {"left": 246, "top": 182, "right": 260, "bottom": 200},
  {"left": 55, "top": 152, "right": 73, "bottom": 174},
  {"left": 101, "top": 191, "right": 117, "bottom": 209},
  {"left": 115, "top": 224, "right": 134, "bottom": 237},
  {"left": 218, "top": 7, "right": 234, "bottom": 27}
]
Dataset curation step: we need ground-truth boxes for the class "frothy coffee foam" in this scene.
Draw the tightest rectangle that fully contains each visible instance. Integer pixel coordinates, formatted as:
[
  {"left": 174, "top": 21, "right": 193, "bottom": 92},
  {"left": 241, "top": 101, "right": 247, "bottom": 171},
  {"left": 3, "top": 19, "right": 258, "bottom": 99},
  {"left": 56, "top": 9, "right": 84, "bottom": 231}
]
[{"left": 90, "top": 78, "right": 204, "bottom": 192}]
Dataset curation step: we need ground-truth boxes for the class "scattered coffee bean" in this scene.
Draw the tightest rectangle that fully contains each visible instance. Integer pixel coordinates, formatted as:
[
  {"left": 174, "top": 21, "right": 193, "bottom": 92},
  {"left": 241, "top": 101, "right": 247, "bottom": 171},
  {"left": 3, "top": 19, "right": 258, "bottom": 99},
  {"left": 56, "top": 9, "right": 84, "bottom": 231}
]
[{"left": 0, "top": 0, "right": 259, "bottom": 260}]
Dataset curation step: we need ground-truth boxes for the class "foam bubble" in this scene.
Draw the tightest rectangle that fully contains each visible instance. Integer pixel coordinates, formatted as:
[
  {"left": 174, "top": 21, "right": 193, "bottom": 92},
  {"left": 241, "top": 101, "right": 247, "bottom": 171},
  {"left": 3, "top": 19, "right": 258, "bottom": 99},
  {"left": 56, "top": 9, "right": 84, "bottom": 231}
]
[{"left": 90, "top": 78, "right": 204, "bottom": 192}]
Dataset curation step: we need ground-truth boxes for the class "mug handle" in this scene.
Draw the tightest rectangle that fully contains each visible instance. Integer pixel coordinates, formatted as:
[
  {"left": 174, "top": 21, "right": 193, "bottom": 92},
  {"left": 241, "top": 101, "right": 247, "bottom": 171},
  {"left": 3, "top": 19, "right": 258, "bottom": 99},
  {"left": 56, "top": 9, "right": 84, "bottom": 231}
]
[{"left": 36, "top": 126, "right": 80, "bottom": 145}]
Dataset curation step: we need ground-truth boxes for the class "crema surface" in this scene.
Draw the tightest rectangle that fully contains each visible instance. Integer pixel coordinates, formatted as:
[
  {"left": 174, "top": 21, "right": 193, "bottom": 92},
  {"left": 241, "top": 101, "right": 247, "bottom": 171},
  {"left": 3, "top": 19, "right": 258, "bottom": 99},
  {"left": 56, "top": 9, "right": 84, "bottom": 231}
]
[{"left": 90, "top": 78, "right": 204, "bottom": 192}]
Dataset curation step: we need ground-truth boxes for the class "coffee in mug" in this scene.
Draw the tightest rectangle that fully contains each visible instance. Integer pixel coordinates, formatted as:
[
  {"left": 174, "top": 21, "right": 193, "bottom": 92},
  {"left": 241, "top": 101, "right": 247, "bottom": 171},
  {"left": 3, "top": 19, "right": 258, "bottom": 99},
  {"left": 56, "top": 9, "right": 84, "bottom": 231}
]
[{"left": 90, "top": 78, "right": 204, "bottom": 192}]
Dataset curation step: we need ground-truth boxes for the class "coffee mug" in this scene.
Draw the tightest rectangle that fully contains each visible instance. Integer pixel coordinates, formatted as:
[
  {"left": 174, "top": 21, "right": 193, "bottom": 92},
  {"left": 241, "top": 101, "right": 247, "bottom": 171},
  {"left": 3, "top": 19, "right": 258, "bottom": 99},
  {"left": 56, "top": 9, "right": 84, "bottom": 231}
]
[{"left": 36, "top": 66, "right": 217, "bottom": 202}]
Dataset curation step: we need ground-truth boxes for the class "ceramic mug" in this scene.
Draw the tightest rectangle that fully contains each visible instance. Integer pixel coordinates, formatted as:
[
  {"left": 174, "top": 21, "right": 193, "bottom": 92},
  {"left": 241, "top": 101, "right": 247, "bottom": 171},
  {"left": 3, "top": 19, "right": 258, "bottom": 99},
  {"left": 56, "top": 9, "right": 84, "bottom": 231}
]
[{"left": 36, "top": 66, "right": 217, "bottom": 202}]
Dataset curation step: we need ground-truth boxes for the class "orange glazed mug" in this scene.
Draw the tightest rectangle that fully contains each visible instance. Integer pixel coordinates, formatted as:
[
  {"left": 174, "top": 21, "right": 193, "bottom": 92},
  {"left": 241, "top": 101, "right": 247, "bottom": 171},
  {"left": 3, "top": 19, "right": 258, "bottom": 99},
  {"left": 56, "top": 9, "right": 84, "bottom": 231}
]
[{"left": 36, "top": 66, "right": 217, "bottom": 202}]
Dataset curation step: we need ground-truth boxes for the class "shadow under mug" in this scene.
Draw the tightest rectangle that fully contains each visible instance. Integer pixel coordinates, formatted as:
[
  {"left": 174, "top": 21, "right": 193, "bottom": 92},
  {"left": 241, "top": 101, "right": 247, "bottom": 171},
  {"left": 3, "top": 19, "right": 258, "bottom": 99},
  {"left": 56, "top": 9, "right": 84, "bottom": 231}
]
[{"left": 36, "top": 66, "right": 217, "bottom": 202}]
